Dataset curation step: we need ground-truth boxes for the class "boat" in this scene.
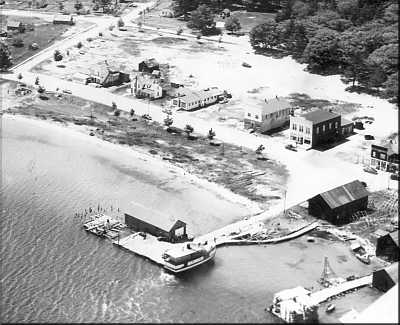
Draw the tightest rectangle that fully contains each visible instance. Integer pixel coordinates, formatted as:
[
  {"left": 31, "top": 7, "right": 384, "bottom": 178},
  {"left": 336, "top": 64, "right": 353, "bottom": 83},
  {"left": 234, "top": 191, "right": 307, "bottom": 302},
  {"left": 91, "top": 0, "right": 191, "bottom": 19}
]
[
  {"left": 355, "top": 253, "right": 371, "bottom": 264},
  {"left": 306, "top": 236, "right": 315, "bottom": 242},
  {"left": 326, "top": 304, "right": 335, "bottom": 313},
  {"left": 162, "top": 239, "right": 216, "bottom": 273}
]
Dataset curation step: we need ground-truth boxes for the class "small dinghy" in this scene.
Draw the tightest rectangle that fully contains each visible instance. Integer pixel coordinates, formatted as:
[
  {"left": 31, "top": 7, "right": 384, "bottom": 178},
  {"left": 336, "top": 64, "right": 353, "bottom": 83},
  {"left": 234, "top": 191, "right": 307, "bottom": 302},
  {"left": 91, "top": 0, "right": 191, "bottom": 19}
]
[
  {"left": 307, "top": 236, "right": 315, "bottom": 242},
  {"left": 326, "top": 304, "right": 335, "bottom": 313}
]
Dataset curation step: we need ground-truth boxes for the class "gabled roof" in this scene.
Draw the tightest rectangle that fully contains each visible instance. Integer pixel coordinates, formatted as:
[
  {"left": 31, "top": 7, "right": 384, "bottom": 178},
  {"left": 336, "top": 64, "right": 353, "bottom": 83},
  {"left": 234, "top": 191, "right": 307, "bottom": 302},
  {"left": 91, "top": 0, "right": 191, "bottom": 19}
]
[
  {"left": 7, "top": 21, "right": 22, "bottom": 28},
  {"left": 316, "top": 180, "right": 369, "bottom": 209},
  {"left": 302, "top": 109, "right": 340, "bottom": 124},
  {"left": 125, "top": 212, "right": 185, "bottom": 232},
  {"left": 53, "top": 15, "right": 73, "bottom": 21},
  {"left": 261, "top": 97, "right": 292, "bottom": 114}
]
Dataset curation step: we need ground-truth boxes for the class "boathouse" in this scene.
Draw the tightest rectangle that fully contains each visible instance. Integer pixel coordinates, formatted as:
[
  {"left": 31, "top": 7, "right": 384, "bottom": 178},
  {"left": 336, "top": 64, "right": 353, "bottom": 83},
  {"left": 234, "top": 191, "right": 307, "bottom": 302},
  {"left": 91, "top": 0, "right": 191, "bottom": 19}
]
[
  {"left": 124, "top": 213, "right": 188, "bottom": 243},
  {"left": 376, "top": 230, "right": 399, "bottom": 261},
  {"left": 308, "top": 180, "right": 369, "bottom": 225},
  {"left": 372, "top": 262, "right": 398, "bottom": 292}
]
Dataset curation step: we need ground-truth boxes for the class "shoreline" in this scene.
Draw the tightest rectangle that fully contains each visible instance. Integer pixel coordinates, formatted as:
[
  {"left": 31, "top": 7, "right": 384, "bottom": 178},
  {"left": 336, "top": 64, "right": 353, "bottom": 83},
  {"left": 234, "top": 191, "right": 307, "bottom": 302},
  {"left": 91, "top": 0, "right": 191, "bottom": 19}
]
[{"left": 2, "top": 113, "right": 264, "bottom": 220}]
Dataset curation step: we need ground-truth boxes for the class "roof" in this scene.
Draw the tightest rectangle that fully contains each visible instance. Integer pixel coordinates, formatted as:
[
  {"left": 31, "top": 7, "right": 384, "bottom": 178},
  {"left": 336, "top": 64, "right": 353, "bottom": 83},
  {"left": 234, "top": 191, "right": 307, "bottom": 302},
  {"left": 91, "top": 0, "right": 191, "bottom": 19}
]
[
  {"left": 261, "top": 97, "right": 292, "bottom": 114},
  {"left": 274, "top": 286, "right": 311, "bottom": 301},
  {"left": 350, "top": 284, "right": 398, "bottom": 323},
  {"left": 7, "top": 21, "right": 22, "bottom": 27},
  {"left": 141, "top": 58, "right": 159, "bottom": 68},
  {"left": 316, "top": 180, "right": 369, "bottom": 210},
  {"left": 388, "top": 231, "right": 399, "bottom": 247},
  {"left": 383, "top": 262, "right": 399, "bottom": 283},
  {"left": 179, "top": 88, "right": 222, "bottom": 103},
  {"left": 341, "top": 117, "right": 353, "bottom": 126},
  {"left": 53, "top": 15, "right": 73, "bottom": 21},
  {"left": 301, "top": 109, "right": 340, "bottom": 124},
  {"left": 374, "top": 229, "right": 389, "bottom": 238},
  {"left": 125, "top": 212, "right": 185, "bottom": 232}
]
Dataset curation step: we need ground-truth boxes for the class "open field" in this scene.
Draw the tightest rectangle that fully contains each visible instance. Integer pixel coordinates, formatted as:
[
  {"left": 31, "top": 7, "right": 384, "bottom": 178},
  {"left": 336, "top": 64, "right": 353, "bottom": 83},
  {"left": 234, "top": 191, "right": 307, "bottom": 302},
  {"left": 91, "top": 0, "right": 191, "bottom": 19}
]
[
  {"left": 2, "top": 80, "right": 288, "bottom": 207},
  {"left": 0, "top": 0, "right": 143, "bottom": 14},
  {"left": 1, "top": 15, "right": 93, "bottom": 66}
]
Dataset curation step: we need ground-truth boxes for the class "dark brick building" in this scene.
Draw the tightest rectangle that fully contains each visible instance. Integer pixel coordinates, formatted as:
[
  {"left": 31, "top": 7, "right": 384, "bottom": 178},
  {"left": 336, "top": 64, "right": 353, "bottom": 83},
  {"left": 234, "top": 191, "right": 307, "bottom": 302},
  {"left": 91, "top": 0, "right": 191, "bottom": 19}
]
[
  {"left": 376, "top": 231, "right": 399, "bottom": 262},
  {"left": 308, "top": 180, "right": 369, "bottom": 225}
]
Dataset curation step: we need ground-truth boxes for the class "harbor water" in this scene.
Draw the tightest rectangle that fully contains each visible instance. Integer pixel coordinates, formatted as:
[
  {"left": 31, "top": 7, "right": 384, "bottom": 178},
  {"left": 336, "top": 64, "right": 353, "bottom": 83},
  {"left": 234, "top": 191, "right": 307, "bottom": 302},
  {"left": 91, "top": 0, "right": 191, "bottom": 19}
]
[{"left": 1, "top": 116, "right": 379, "bottom": 323}]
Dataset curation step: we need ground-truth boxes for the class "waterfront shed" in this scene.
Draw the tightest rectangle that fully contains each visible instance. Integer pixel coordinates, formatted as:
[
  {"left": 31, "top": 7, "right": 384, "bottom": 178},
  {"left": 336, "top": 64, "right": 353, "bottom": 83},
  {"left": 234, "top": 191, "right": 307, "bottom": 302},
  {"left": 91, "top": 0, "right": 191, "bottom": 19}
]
[
  {"left": 124, "top": 213, "right": 188, "bottom": 243},
  {"left": 372, "top": 262, "right": 398, "bottom": 292},
  {"left": 376, "top": 230, "right": 399, "bottom": 261},
  {"left": 308, "top": 180, "right": 369, "bottom": 225}
]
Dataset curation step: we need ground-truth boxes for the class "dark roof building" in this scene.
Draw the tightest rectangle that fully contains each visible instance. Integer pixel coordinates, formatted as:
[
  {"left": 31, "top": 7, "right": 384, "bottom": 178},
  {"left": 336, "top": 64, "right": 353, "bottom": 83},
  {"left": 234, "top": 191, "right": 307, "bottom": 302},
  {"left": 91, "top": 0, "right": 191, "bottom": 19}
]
[
  {"left": 372, "top": 262, "right": 398, "bottom": 292},
  {"left": 138, "top": 58, "right": 160, "bottom": 74},
  {"left": 308, "top": 180, "right": 369, "bottom": 224},
  {"left": 124, "top": 213, "right": 188, "bottom": 243},
  {"left": 7, "top": 21, "right": 25, "bottom": 32},
  {"left": 301, "top": 110, "right": 340, "bottom": 124},
  {"left": 376, "top": 230, "right": 399, "bottom": 262}
]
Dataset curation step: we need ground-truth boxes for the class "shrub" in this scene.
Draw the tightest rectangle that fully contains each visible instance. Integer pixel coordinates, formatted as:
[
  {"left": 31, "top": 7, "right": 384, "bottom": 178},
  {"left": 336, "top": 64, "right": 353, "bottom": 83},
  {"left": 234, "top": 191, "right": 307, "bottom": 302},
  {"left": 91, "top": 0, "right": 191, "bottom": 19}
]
[
  {"left": 54, "top": 50, "right": 63, "bottom": 61},
  {"left": 114, "top": 109, "right": 121, "bottom": 117},
  {"left": 76, "top": 41, "right": 83, "bottom": 48}
]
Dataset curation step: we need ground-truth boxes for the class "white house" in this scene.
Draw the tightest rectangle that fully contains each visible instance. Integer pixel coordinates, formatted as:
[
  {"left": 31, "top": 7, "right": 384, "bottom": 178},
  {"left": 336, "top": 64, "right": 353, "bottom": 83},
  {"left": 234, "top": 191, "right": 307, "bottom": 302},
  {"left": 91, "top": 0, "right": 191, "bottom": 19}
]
[
  {"left": 171, "top": 88, "right": 223, "bottom": 110},
  {"left": 244, "top": 96, "right": 292, "bottom": 133},
  {"left": 132, "top": 72, "right": 163, "bottom": 99}
]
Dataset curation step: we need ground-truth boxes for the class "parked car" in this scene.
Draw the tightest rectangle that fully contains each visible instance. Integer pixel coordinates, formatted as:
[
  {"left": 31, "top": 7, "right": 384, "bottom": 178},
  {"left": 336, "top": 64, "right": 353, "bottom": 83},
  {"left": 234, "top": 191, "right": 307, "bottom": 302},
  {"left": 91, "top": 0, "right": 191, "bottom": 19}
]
[
  {"left": 364, "top": 134, "right": 375, "bottom": 140},
  {"left": 142, "top": 114, "right": 152, "bottom": 121},
  {"left": 363, "top": 166, "right": 378, "bottom": 174},
  {"left": 242, "top": 62, "right": 251, "bottom": 68},
  {"left": 62, "top": 89, "right": 72, "bottom": 94},
  {"left": 390, "top": 173, "right": 399, "bottom": 181},
  {"left": 285, "top": 144, "right": 297, "bottom": 151}
]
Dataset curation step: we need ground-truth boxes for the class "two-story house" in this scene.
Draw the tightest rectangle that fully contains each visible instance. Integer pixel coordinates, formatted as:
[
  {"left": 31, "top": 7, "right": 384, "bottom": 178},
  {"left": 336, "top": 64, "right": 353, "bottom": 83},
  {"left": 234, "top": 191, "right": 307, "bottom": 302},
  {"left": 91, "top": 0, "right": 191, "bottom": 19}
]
[
  {"left": 289, "top": 109, "right": 341, "bottom": 149},
  {"left": 244, "top": 97, "right": 292, "bottom": 133},
  {"left": 132, "top": 72, "right": 163, "bottom": 99},
  {"left": 370, "top": 141, "right": 399, "bottom": 172}
]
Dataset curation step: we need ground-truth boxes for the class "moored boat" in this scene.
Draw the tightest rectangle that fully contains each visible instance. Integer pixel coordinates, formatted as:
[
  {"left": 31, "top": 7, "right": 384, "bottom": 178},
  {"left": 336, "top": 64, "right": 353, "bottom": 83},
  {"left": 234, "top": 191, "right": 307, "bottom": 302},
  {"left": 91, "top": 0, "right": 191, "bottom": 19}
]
[
  {"left": 162, "top": 239, "right": 216, "bottom": 273},
  {"left": 326, "top": 303, "right": 335, "bottom": 313}
]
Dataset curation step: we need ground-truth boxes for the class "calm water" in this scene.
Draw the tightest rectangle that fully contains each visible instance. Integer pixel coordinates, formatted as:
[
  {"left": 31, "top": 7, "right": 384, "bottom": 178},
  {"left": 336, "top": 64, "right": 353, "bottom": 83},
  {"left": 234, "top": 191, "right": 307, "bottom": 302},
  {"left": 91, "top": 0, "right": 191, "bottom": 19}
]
[{"left": 1, "top": 116, "right": 378, "bottom": 323}]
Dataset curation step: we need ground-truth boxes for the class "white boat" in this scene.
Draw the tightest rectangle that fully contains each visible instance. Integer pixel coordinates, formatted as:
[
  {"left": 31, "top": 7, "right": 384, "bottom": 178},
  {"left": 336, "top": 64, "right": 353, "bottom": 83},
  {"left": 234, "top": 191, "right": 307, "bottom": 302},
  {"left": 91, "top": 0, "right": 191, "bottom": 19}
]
[{"left": 162, "top": 240, "right": 216, "bottom": 273}]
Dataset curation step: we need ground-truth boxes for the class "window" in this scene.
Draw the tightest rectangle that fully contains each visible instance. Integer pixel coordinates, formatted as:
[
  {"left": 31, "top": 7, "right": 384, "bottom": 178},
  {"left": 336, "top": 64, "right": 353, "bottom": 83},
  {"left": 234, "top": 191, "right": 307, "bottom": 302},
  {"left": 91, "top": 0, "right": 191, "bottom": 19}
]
[
  {"left": 292, "top": 124, "right": 297, "bottom": 130},
  {"left": 316, "top": 127, "right": 319, "bottom": 134},
  {"left": 255, "top": 115, "right": 259, "bottom": 120},
  {"left": 329, "top": 122, "right": 332, "bottom": 129},
  {"left": 306, "top": 127, "right": 310, "bottom": 134},
  {"left": 335, "top": 122, "right": 338, "bottom": 128},
  {"left": 380, "top": 153, "right": 386, "bottom": 160},
  {"left": 322, "top": 124, "right": 326, "bottom": 132},
  {"left": 299, "top": 125, "right": 303, "bottom": 132},
  {"left": 291, "top": 136, "right": 296, "bottom": 140},
  {"left": 372, "top": 151, "right": 376, "bottom": 157},
  {"left": 304, "top": 139, "right": 310, "bottom": 144},
  {"left": 248, "top": 113, "right": 251, "bottom": 117}
]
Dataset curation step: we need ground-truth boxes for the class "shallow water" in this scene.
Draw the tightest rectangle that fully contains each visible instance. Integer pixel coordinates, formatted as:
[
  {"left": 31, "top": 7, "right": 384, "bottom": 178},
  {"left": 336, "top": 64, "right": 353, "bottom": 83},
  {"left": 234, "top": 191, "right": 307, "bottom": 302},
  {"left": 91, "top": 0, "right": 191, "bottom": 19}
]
[{"left": 1, "top": 116, "right": 378, "bottom": 323}]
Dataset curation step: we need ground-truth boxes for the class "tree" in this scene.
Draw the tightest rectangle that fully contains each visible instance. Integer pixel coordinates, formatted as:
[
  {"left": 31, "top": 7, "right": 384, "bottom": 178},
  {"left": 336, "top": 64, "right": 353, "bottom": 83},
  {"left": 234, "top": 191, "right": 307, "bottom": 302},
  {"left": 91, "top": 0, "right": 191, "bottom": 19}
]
[
  {"left": 383, "top": 72, "right": 398, "bottom": 101},
  {"left": 172, "top": 0, "right": 197, "bottom": 17},
  {"left": 291, "top": 1, "right": 311, "bottom": 19},
  {"left": 113, "top": 109, "right": 121, "bottom": 116},
  {"left": 37, "top": 85, "right": 46, "bottom": 93},
  {"left": 164, "top": 115, "right": 173, "bottom": 127},
  {"left": 54, "top": 50, "right": 63, "bottom": 61},
  {"left": 303, "top": 28, "right": 340, "bottom": 71},
  {"left": 35, "top": 76, "right": 40, "bottom": 85},
  {"left": 0, "top": 42, "right": 13, "bottom": 71},
  {"left": 74, "top": 1, "right": 83, "bottom": 12},
  {"left": 76, "top": 41, "right": 83, "bottom": 48},
  {"left": 118, "top": 18, "right": 124, "bottom": 27},
  {"left": 336, "top": 0, "right": 359, "bottom": 21},
  {"left": 17, "top": 73, "right": 23, "bottom": 80},
  {"left": 184, "top": 124, "right": 194, "bottom": 137},
  {"left": 225, "top": 16, "right": 241, "bottom": 34},
  {"left": 208, "top": 128, "right": 216, "bottom": 140},
  {"left": 367, "top": 44, "right": 398, "bottom": 75},
  {"left": 255, "top": 144, "right": 265, "bottom": 154},
  {"left": 187, "top": 5, "right": 216, "bottom": 35},
  {"left": 112, "top": 101, "right": 117, "bottom": 110},
  {"left": 59, "top": 2, "right": 64, "bottom": 11},
  {"left": 249, "top": 19, "right": 280, "bottom": 50},
  {"left": 130, "top": 109, "right": 135, "bottom": 117}
]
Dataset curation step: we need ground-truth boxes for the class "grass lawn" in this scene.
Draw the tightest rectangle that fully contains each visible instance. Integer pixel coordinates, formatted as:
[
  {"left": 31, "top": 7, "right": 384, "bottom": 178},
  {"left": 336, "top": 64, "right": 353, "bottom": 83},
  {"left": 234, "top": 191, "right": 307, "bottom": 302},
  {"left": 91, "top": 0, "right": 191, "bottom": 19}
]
[{"left": 1, "top": 15, "right": 91, "bottom": 66}]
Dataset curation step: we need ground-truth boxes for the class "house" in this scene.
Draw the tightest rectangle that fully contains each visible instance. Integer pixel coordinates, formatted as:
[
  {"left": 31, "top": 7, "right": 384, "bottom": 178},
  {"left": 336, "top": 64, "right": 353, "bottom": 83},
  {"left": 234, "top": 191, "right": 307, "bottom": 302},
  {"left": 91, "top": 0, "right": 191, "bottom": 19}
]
[
  {"left": 244, "top": 96, "right": 292, "bottom": 133},
  {"left": 372, "top": 262, "right": 398, "bottom": 292},
  {"left": 53, "top": 15, "right": 75, "bottom": 25},
  {"left": 6, "top": 21, "right": 25, "bottom": 33},
  {"left": 160, "top": 9, "right": 174, "bottom": 17},
  {"left": 87, "top": 65, "right": 129, "bottom": 87},
  {"left": 376, "top": 231, "right": 399, "bottom": 261},
  {"left": 289, "top": 109, "right": 341, "bottom": 149},
  {"left": 308, "top": 180, "right": 369, "bottom": 225},
  {"left": 171, "top": 87, "right": 223, "bottom": 110},
  {"left": 138, "top": 58, "right": 160, "bottom": 74},
  {"left": 370, "top": 140, "right": 399, "bottom": 173},
  {"left": 340, "top": 117, "right": 354, "bottom": 137},
  {"left": 132, "top": 72, "right": 163, "bottom": 99},
  {"left": 124, "top": 213, "right": 188, "bottom": 243}
]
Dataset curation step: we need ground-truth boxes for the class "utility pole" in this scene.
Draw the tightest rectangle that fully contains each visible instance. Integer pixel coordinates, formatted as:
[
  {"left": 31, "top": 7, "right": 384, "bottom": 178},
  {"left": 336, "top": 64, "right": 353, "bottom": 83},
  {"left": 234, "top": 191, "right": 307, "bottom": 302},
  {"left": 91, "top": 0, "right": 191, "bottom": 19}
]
[{"left": 283, "top": 190, "right": 287, "bottom": 215}]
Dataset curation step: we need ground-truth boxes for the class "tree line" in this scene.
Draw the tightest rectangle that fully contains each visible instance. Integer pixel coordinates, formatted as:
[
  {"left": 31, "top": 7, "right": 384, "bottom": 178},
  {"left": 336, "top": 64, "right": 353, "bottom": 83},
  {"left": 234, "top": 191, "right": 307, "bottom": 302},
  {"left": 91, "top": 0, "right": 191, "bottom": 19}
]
[{"left": 249, "top": 0, "right": 398, "bottom": 102}]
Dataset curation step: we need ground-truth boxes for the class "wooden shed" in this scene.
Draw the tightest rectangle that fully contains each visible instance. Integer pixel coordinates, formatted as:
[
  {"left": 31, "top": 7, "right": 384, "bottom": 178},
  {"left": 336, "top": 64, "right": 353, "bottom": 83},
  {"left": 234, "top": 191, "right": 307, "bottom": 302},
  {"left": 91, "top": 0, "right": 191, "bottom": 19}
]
[
  {"left": 124, "top": 213, "right": 188, "bottom": 243},
  {"left": 308, "top": 180, "right": 369, "bottom": 225},
  {"left": 376, "top": 231, "right": 399, "bottom": 261},
  {"left": 372, "top": 262, "right": 398, "bottom": 292}
]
